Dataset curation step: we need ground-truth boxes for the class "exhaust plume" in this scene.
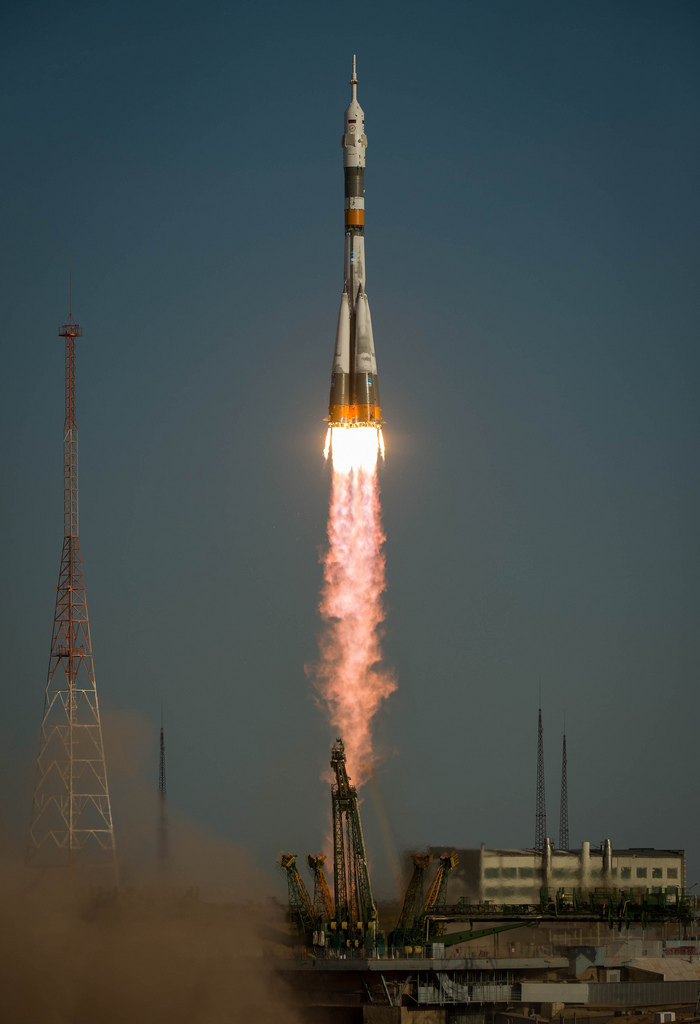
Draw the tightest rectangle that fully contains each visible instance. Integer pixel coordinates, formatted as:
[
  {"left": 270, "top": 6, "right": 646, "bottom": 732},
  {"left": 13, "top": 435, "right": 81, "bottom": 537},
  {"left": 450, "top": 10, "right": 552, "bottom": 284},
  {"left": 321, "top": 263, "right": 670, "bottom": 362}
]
[{"left": 310, "top": 426, "right": 396, "bottom": 785}]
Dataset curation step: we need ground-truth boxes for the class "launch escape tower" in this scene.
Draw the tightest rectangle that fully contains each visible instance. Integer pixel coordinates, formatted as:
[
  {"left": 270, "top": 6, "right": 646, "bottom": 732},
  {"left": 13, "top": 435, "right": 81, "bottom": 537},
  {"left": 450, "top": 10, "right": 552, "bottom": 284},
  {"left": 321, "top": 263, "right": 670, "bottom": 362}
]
[
  {"left": 26, "top": 309, "right": 117, "bottom": 881},
  {"left": 158, "top": 722, "right": 168, "bottom": 874},
  {"left": 559, "top": 732, "right": 569, "bottom": 850},
  {"left": 330, "top": 738, "right": 377, "bottom": 936},
  {"left": 535, "top": 707, "right": 546, "bottom": 851}
]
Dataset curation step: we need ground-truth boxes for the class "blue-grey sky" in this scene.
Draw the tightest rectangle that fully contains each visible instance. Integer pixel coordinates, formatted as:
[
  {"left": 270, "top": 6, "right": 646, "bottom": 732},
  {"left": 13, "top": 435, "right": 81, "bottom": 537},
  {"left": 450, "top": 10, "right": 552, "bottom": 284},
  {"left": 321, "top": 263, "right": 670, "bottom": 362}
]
[{"left": 2, "top": 0, "right": 699, "bottom": 896}]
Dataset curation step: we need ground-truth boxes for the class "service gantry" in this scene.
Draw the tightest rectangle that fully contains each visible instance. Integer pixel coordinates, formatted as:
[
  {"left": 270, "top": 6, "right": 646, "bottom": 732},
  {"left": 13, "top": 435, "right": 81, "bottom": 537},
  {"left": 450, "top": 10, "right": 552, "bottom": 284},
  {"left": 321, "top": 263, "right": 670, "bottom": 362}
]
[
  {"left": 307, "top": 853, "right": 334, "bottom": 924},
  {"left": 391, "top": 853, "right": 432, "bottom": 947},
  {"left": 330, "top": 737, "right": 377, "bottom": 936},
  {"left": 26, "top": 307, "right": 117, "bottom": 882},
  {"left": 280, "top": 853, "right": 315, "bottom": 938},
  {"left": 424, "top": 850, "right": 459, "bottom": 915}
]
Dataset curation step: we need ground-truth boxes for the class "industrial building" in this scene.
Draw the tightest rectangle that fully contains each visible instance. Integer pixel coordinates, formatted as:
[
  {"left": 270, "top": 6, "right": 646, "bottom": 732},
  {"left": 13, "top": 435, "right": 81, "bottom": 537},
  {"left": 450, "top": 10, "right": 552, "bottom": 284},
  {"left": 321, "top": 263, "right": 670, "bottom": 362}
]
[{"left": 436, "top": 844, "right": 686, "bottom": 907}]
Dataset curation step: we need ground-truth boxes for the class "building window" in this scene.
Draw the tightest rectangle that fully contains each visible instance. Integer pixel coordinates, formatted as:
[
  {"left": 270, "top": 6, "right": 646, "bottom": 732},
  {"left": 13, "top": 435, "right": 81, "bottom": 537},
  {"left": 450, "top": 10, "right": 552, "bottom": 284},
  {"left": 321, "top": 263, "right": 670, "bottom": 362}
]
[
  {"left": 484, "top": 868, "right": 498, "bottom": 879},
  {"left": 620, "top": 867, "right": 631, "bottom": 879},
  {"left": 502, "top": 868, "right": 517, "bottom": 879},
  {"left": 652, "top": 867, "right": 662, "bottom": 878},
  {"left": 519, "top": 868, "right": 534, "bottom": 878},
  {"left": 612, "top": 868, "right": 618, "bottom": 877},
  {"left": 668, "top": 868, "right": 678, "bottom": 879},
  {"left": 636, "top": 867, "right": 648, "bottom": 879},
  {"left": 652, "top": 886, "right": 662, "bottom": 894}
]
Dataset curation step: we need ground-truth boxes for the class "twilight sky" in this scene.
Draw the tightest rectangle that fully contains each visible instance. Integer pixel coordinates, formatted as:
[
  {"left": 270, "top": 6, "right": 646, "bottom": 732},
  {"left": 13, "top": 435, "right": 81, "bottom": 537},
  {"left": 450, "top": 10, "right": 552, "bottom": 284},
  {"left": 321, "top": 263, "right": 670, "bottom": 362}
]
[{"left": 2, "top": 0, "right": 699, "bottom": 897}]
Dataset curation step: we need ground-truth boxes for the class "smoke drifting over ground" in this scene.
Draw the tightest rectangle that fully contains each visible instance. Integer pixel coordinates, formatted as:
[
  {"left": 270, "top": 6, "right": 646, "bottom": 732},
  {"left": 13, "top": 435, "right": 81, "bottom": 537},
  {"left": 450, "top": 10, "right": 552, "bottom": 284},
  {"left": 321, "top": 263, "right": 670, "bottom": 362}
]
[
  {"left": 2, "top": 710, "right": 302, "bottom": 1023},
  {"left": 0, "top": 875, "right": 301, "bottom": 1024}
]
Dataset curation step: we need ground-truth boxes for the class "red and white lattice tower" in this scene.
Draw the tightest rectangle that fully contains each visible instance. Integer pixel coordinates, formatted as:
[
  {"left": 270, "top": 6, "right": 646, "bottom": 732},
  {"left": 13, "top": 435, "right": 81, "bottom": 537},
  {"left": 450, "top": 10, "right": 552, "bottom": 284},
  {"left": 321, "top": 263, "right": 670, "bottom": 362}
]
[{"left": 26, "top": 308, "right": 117, "bottom": 882}]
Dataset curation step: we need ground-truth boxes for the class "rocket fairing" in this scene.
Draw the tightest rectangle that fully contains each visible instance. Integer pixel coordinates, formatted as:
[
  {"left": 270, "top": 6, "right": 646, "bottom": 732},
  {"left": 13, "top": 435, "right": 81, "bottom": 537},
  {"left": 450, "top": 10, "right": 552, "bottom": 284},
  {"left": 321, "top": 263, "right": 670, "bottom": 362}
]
[{"left": 328, "top": 57, "right": 381, "bottom": 427}]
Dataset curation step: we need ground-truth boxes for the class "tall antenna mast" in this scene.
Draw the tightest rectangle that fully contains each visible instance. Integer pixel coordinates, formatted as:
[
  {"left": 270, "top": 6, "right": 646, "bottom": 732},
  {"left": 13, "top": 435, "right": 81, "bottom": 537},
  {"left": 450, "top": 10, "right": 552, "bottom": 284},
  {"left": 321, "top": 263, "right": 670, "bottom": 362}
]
[
  {"left": 535, "top": 700, "right": 546, "bottom": 851},
  {"left": 559, "top": 730, "right": 569, "bottom": 850},
  {"left": 157, "top": 711, "right": 168, "bottom": 875},
  {"left": 27, "top": 300, "right": 117, "bottom": 882}
]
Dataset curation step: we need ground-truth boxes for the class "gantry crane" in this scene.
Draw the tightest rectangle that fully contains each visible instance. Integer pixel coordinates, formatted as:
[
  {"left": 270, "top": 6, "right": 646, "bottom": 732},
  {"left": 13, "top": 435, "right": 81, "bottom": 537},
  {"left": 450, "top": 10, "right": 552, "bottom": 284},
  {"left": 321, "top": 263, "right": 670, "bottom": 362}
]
[
  {"left": 330, "top": 738, "right": 377, "bottom": 940},
  {"left": 279, "top": 853, "right": 315, "bottom": 939},
  {"left": 307, "top": 853, "right": 334, "bottom": 923}
]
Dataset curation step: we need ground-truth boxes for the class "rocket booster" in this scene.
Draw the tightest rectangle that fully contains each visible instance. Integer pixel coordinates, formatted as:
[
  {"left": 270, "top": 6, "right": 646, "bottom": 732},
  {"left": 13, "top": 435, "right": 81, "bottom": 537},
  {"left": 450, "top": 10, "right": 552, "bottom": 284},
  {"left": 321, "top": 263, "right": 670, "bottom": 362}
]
[{"left": 328, "top": 57, "right": 381, "bottom": 426}]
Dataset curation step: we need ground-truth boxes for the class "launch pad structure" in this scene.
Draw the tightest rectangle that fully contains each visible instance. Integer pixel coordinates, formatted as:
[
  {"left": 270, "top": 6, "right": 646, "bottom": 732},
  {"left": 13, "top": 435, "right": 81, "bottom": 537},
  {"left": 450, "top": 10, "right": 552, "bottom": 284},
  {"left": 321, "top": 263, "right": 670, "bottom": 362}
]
[{"left": 278, "top": 736, "right": 698, "bottom": 1022}]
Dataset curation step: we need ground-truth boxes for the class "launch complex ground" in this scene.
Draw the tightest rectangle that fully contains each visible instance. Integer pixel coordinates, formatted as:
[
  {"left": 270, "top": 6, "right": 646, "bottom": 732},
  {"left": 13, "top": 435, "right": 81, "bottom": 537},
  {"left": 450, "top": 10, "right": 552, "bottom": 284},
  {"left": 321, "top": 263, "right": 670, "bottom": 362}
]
[{"left": 273, "top": 738, "right": 700, "bottom": 1023}]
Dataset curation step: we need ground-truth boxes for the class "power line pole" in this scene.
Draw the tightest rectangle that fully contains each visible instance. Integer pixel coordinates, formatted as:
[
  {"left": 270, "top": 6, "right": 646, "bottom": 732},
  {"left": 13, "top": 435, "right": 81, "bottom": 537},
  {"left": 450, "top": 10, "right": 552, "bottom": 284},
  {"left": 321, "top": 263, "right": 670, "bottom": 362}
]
[{"left": 26, "top": 306, "right": 117, "bottom": 883}]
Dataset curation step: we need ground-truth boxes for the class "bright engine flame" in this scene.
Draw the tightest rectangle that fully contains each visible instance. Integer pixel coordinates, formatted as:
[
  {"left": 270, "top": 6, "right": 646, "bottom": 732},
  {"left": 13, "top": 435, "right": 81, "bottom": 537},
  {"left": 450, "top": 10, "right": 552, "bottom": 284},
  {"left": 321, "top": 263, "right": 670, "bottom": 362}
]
[
  {"left": 325, "top": 425, "right": 384, "bottom": 474},
  {"left": 309, "top": 423, "right": 395, "bottom": 785}
]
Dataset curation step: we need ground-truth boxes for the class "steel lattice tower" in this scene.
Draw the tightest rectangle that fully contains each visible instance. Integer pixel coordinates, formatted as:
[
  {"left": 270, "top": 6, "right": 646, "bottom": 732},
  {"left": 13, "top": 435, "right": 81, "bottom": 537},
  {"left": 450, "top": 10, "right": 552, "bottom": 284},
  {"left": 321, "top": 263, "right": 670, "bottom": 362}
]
[
  {"left": 157, "top": 723, "right": 168, "bottom": 874},
  {"left": 26, "top": 308, "right": 117, "bottom": 882},
  {"left": 559, "top": 732, "right": 569, "bottom": 850},
  {"left": 535, "top": 707, "right": 546, "bottom": 851},
  {"left": 330, "top": 738, "right": 377, "bottom": 932}
]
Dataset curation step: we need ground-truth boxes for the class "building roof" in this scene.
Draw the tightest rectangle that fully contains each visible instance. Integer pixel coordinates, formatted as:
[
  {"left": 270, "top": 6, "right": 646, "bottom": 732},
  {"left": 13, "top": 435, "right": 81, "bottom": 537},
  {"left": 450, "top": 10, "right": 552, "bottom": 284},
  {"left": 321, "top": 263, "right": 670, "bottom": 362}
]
[{"left": 626, "top": 956, "right": 700, "bottom": 981}]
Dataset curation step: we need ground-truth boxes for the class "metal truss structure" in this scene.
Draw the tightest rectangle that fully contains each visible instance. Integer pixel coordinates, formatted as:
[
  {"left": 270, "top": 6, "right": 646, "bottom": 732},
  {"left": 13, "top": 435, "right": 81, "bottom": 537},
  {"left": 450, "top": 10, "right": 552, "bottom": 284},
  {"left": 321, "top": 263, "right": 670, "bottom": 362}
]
[
  {"left": 424, "top": 851, "right": 459, "bottom": 915},
  {"left": 308, "top": 854, "right": 334, "bottom": 923},
  {"left": 280, "top": 853, "right": 315, "bottom": 936},
  {"left": 26, "top": 311, "right": 117, "bottom": 882},
  {"left": 330, "top": 738, "right": 377, "bottom": 931},
  {"left": 392, "top": 853, "right": 433, "bottom": 945},
  {"left": 535, "top": 707, "right": 546, "bottom": 851},
  {"left": 559, "top": 732, "right": 569, "bottom": 850}
]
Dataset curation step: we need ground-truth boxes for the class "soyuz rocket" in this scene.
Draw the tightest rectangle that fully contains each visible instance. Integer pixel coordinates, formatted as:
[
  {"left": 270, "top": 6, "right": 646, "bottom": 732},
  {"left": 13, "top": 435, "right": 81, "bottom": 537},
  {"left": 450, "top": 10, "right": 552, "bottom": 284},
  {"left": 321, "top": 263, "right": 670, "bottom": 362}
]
[{"left": 328, "top": 57, "right": 381, "bottom": 427}]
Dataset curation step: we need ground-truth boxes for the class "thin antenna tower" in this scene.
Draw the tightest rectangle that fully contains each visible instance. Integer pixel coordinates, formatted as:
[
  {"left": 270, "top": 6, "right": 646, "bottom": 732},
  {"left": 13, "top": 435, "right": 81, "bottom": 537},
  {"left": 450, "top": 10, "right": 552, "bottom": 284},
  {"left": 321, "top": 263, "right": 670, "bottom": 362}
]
[
  {"left": 157, "top": 714, "right": 168, "bottom": 874},
  {"left": 535, "top": 702, "right": 546, "bottom": 851},
  {"left": 559, "top": 731, "right": 569, "bottom": 850},
  {"left": 26, "top": 301, "right": 117, "bottom": 882}
]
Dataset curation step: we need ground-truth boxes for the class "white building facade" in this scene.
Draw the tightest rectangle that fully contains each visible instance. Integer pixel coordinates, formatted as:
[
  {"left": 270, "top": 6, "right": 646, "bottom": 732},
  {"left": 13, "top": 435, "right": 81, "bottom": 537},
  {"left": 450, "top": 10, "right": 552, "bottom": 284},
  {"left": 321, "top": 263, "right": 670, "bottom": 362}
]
[{"left": 430, "top": 844, "right": 686, "bottom": 906}]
